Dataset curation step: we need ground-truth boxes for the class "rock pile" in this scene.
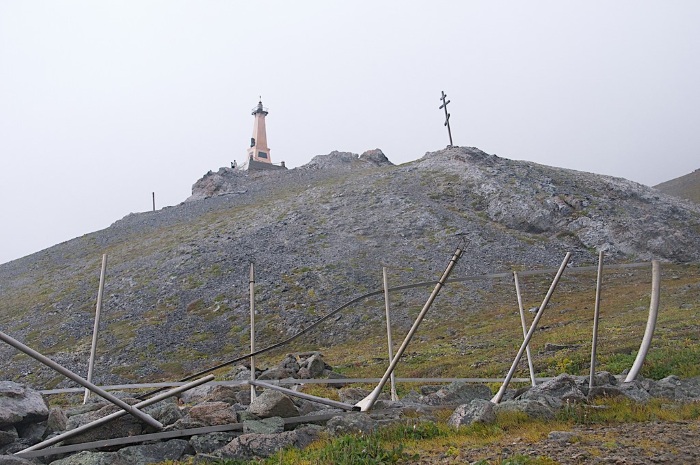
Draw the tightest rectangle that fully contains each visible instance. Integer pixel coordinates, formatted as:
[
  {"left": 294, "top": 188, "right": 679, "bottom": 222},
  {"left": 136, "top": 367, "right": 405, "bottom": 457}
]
[{"left": 3, "top": 355, "right": 700, "bottom": 464}]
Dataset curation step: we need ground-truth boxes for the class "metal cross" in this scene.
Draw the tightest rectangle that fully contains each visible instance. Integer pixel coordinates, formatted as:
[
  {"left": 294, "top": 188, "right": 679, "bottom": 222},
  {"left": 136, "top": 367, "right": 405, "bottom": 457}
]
[{"left": 439, "top": 90, "right": 453, "bottom": 147}]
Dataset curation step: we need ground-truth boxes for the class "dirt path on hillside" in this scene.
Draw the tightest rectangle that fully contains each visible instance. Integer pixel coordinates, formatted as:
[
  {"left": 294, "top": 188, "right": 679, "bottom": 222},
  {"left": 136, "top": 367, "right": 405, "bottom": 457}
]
[{"left": 417, "top": 420, "right": 700, "bottom": 464}]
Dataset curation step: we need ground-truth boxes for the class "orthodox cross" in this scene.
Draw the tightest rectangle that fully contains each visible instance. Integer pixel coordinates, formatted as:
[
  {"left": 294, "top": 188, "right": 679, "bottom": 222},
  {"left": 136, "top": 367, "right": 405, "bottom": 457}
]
[{"left": 439, "top": 90, "right": 453, "bottom": 147}]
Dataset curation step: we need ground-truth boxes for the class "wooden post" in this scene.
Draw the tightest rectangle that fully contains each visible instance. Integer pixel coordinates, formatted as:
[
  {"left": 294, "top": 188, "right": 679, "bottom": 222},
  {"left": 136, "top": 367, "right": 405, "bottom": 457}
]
[
  {"left": 513, "top": 272, "right": 537, "bottom": 386},
  {"left": 382, "top": 267, "right": 398, "bottom": 401},
  {"left": 589, "top": 251, "right": 604, "bottom": 388},
  {"left": 249, "top": 263, "right": 256, "bottom": 400},
  {"left": 84, "top": 254, "right": 108, "bottom": 403}
]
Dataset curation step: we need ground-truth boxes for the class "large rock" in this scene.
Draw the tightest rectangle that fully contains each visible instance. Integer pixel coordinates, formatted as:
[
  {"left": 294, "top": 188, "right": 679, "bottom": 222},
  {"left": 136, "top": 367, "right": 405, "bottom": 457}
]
[
  {"left": 0, "top": 427, "right": 18, "bottom": 447},
  {"left": 62, "top": 404, "right": 142, "bottom": 445},
  {"left": 419, "top": 382, "right": 492, "bottom": 406},
  {"left": 243, "top": 416, "right": 285, "bottom": 434},
  {"left": 617, "top": 380, "right": 652, "bottom": 403},
  {"left": 0, "top": 455, "right": 37, "bottom": 465},
  {"left": 248, "top": 391, "right": 299, "bottom": 419},
  {"left": 188, "top": 402, "right": 238, "bottom": 426},
  {"left": 338, "top": 388, "right": 371, "bottom": 404},
  {"left": 189, "top": 432, "right": 237, "bottom": 455},
  {"left": 326, "top": 413, "right": 377, "bottom": 435},
  {"left": 116, "top": 439, "right": 190, "bottom": 465},
  {"left": 494, "top": 399, "right": 556, "bottom": 420},
  {"left": 177, "top": 385, "right": 217, "bottom": 405},
  {"left": 45, "top": 408, "right": 68, "bottom": 437},
  {"left": 518, "top": 374, "right": 587, "bottom": 408},
  {"left": 302, "top": 354, "right": 326, "bottom": 379},
  {"left": 213, "top": 426, "right": 320, "bottom": 460},
  {"left": 644, "top": 375, "right": 700, "bottom": 401},
  {"left": 143, "top": 399, "right": 182, "bottom": 427},
  {"left": 277, "top": 354, "right": 300, "bottom": 374},
  {"left": 203, "top": 385, "right": 240, "bottom": 404},
  {"left": 0, "top": 382, "right": 49, "bottom": 428},
  {"left": 448, "top": 399, "right": 496, "bottom": 427},
  {"left": 257, "top": 368, "right": 295, "bottom": 381}
]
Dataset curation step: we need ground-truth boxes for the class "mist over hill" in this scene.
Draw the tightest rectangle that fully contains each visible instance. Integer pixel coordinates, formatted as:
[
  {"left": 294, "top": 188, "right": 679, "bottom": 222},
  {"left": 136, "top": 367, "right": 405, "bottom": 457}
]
[{"left": 1, "top": 146, "right": 699, "bottom": 388}]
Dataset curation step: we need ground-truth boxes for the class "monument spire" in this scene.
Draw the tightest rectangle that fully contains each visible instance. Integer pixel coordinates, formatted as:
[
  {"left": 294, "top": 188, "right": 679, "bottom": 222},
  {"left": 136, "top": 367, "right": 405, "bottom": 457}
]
[
  {"left": 247, "top": 98, "right": 271, "bottom": 164},
  {"left": 239, "top": 98, "right": 286, "bottom": 171}
]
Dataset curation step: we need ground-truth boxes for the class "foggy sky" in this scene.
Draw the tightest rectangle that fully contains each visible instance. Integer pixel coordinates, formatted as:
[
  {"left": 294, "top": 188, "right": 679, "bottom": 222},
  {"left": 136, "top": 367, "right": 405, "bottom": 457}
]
[{"left": 1, "top": 1, "right": 699, "bottom": 265}]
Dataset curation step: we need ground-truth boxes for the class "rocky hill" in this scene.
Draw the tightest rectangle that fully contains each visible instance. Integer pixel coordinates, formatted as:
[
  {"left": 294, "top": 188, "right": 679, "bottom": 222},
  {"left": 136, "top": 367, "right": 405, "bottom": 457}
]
[
  {"left": 1, "top": 146, "right": 699, "bottom": 389},
  {"left": 655, "top": 168, "right": 700, "bottom": 204}
]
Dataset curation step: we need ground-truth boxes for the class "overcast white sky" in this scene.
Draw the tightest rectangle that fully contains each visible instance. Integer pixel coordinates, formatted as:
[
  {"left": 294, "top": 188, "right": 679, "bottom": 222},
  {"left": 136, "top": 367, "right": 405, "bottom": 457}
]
[{"left": 1, "top": 1, "right": 699, "bottom": 265}]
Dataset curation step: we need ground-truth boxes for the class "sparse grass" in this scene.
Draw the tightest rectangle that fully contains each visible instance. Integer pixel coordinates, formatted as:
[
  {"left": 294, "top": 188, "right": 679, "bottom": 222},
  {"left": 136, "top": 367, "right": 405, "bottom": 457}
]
[{"left": 158, "top": 396, "right": 700, "bottom": 464}]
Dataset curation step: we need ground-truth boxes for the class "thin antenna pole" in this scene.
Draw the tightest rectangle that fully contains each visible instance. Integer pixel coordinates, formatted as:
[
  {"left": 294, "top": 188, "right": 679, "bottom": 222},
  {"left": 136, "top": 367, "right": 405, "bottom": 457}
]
[{"left": 152, "top": 192, "right": 155, "bottom": 212}]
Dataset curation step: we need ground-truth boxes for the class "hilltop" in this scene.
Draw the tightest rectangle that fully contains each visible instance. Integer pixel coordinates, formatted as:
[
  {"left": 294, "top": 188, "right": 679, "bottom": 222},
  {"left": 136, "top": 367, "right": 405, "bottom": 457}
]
[
  {"left": 655, "top": 168, "right": 700, "bottom": 204},
  {"left": 1, "top": 146, "right": 699, "bottom": 389}
]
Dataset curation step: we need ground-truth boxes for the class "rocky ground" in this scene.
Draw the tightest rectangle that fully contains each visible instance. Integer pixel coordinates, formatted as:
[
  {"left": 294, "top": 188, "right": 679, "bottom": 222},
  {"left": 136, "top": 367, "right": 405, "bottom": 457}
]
[
  {"left": 2, "top": 350, "right": 700, "bottom": 464},
  {"left": 420, "top": 420, "right": 700, "bottom": 464}
]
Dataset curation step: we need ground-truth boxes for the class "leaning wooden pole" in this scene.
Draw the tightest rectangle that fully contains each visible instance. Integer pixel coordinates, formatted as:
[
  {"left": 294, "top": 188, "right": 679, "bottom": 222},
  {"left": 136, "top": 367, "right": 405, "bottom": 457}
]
[
  {"left": 0, "top": 330, "right": 162, "bottom": 429},
  {"left": 84, "top": 254, "right": 108, "bottom": 404},
  {"left": 513, "top": 272, "right": 537, "bottom": 387},
  {"left": 492, "top": 252, "right": 571, "bottom": 404},
  {"left": 589, "top": 251, "right": 604, "bottom": 388},
  {"left": 20, "top": 375, "right": 214, "bottom": 454},
  {"left": 356, "top": 241, "right": 465, "bottom": 411}
]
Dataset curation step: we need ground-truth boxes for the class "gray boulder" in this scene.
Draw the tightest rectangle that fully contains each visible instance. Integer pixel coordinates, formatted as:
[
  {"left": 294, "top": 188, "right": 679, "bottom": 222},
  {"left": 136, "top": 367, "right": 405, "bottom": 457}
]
[
  {"left": 63, "top": 405, "right": 142, "bottom": 445},
  {"left": 16, "top": 422, "right": 44, "bottom": 445},
  {"left": 277, "top": 354, "right": 300, "bottom": 374},
  {"left": 494, "top": 399, "right": 556, "bottom": 420},
  {"left": 588, "top": 385, "right": 627, "bottom": 401},
  {"left": 326, "top": 413, "right": 377, "bottom": 435},
  {"left": 0, "top": 455, "right": 37, "bottom": 465},
  {"left": 0, "top": 382, "right": 49, "bottom": 428},
  {"left": 447, "top": 399, "right": 496, "bottom": 427},
  {"left": 303, "top": 354, "right": 326, "bottom": 379},
  {"left": 45, "top": 408, "right": 68, "bottom": 437},
  {"left": 189, "top": 432, "right": 237, "bottom": 455},
  {"left": 213, "top": 426, "right": 320, "bottom": 460},
  {"left": 248, "top": 391, "right": 298, "bottom": 419},
  {"left": 258, "top": 368, "right": 295, "bottom": 381},
  {"left": 0, "top": 427, "right": 18, "bottom": 447},
  {"left": 338, "top": 388, "right": 371, "bottom": 404},
  {"left": 519, "top": 374, "right": 587, "bottom": 408},
  {"left": 243, "top": 416, "right": 285, "bottom": 434},
  {"left": 617, "top": 380, "right": 652, "bottom": 403},
  {"left": 419, "top": 382, "right": 492, "bottom": 406},
  {"left": 203, "top": 385, "right": 239, "bottom": 404},
  {"left": 360, "top": 149, "right": 393, "bottom": 166},
  {"left": 590, "top": 371, "right": 618, "bottom": 387},
  {"left": 177, "top": 384, "right": 217, "bottom": 405},
  {"left": 143, "top": 399, "right": 182, "bottom": 427},
  {"left": 644, "top": 375, "right": 700, "bottom": 401},
  {"left": 116, "top": 439, "right": 190, "bottom": 465}
]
